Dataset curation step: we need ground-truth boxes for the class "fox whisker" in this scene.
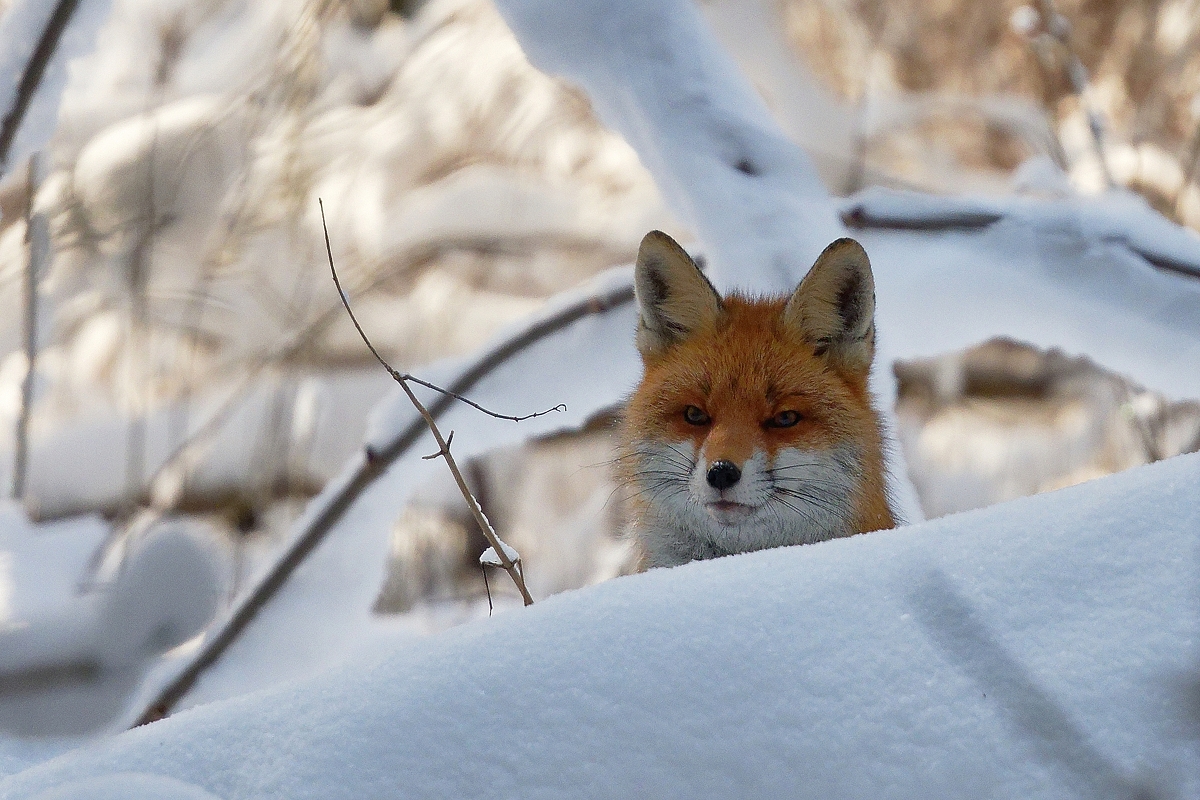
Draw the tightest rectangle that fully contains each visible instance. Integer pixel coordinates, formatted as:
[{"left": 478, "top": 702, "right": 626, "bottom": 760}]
[
  {"left": 769, "top": 493, "right": 824, "bottom": 529},
  {"left": 774, "top": 486, "right": 845, "bottom": 517}
]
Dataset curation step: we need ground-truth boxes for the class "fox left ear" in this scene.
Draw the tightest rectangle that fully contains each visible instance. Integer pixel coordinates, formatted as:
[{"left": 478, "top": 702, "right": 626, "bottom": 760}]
[
  {"left": 634, "top": 230, "right": 723, "bottom": 358},
  {"left": 784, "top": 238, "right": 876, "bottom": 374}
]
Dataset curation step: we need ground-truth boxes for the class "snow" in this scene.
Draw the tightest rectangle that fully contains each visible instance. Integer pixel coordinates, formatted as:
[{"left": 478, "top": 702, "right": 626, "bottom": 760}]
[
  {"left": 695, "top": 0, "right": 857, "bottom": 195},
  {"left": 1, "top": 451, "right": 1196, "bottom": 799},
  {"left": 479, "top": 539, "right": 519, "bottom": 567},
  {"left": 842, "top": 186, "right": 1200, "bottom": 279},
  {"left": 0, "top": 369, "right": 395, "bottom": 520},
  {"left": 857, "top": 217, "right": 1200, "bottom": 403},
  {"left": 27, "top": 773, "right": 219, "bottom": 800},
  {"left": 0, "top": 504, "right": 107, "bottom": 629},
  {"left": 0, "top": 508, "right": 225, "bottom": 737}
]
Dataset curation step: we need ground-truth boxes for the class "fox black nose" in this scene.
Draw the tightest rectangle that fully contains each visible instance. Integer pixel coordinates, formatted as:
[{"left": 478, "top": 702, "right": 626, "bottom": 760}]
[{"left": 706, "top": 460, "right": 741, "bottom": 490}]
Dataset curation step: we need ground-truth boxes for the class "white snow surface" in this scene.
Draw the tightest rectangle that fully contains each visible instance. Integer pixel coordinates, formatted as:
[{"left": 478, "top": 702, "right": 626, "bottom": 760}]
[
  {"left": 479, "top": 539, "right": 520, "bottom": 567},
  {"left": 0, "top": 508, "right": 225, "bottom": 738},
  {"left": 27, "top": 773, "right": 219, "bottom": 800},
  {"left": 1, "top": 451, "right": 1196, "bottom": 799}
]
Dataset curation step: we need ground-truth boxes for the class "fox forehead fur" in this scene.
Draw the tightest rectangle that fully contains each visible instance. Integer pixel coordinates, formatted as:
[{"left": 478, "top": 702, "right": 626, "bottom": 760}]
[{"left": 620, "top": 230, "right": 895, "bottom": 569}]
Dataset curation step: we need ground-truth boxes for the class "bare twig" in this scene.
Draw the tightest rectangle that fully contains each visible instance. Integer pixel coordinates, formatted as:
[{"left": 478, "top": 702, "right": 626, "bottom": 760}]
[
  {"left": 128, "top": 210, "right": 634, "bottom": 728},
  {"left": 12, "top": 152, "right": 47, "bottom": 500},
  {"left": 320, "top": 198, "right": 534, "bottom": 604},
  {"left": 394, "top": 369, "right": 533, "bottom": 604},
  {"left": 321, "top": 201, "right": 564, "bottom": 424}
]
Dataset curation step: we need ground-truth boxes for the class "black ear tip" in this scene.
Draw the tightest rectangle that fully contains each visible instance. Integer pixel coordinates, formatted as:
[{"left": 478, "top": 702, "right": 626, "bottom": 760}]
[
  {"left": 638, "top": 230, "right": 703, "bottom": 275},
  {"left": 824, "top": 237, "right": 867, "bottom": 258},
  {"left": 640, "top": 230, "right": 675, "bottom": 250}
]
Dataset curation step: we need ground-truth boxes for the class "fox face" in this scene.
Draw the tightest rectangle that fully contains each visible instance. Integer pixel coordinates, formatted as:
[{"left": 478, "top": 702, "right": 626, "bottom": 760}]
[{"left": 621, "top": 231, "right": 895, "bottom": 569}]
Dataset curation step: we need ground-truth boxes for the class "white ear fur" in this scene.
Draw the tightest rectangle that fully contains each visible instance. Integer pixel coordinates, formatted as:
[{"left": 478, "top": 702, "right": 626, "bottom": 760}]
[
  {"left": 634, "top": 230, "right": 722, "bottom": 357},
  {"left": 784, "top": 238, "right": 876, "bottom": 373}
]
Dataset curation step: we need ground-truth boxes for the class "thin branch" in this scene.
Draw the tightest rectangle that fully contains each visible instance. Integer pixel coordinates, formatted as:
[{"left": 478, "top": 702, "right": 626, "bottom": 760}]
[
  {"left": 320, "top": 199, "right": 563, "bottom": 423},
  {"left": 320, "top": 199, "right": 533, "bottom": 603},
  {"left": 395, "top": 365, "right": 533, "bottom": 605},
  {"left": 12, "top": 152, "right": 47, "bottom": 499},
  {"left": 128, "top": 214, "right": 634, "bottom": 728},
  {"left": 0, "top": 0, "right": 82, "bottom": 175}
]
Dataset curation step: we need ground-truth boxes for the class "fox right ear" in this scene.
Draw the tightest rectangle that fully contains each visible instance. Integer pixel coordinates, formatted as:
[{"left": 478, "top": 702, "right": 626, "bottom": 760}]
[
  {"left": 634, "top": 231, "right": 722, "bottom": 358},
  {"left": 784, "top": 237, "right": 876, "bottom": 375}
]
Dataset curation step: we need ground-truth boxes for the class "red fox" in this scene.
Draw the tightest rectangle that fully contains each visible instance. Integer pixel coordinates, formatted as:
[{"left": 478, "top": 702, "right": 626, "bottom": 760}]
[{"left": 620, "top": 231, "right": 895, "bottom": 569}]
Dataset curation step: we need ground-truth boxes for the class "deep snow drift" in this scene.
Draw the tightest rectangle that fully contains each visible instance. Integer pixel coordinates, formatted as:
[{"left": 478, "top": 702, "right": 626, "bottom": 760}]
[{"left": 2, "top": 450, "right": 1197, "bottom": 799}]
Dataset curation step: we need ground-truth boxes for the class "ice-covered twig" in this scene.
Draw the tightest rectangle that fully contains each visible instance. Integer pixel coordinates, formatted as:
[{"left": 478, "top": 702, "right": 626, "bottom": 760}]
[{"left": 321, "top": 198, "right": 534, "bottom": 605}]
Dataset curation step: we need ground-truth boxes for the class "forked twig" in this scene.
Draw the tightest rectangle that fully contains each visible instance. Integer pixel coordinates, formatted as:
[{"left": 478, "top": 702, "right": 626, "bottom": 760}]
[
  {"left": 131, "top": 236, "right": 633, "bottom": 728},
  {"left": 320, "top": 198, "right": 535, "bottom": 605},
  {"left": 321, "top": 201, "right": 563, "bottom": 424}
]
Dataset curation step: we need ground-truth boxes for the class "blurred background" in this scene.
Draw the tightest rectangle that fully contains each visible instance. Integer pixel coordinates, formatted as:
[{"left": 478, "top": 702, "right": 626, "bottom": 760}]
[{"left": 0, "top": 0, "right": 1198, "bottom": 738}]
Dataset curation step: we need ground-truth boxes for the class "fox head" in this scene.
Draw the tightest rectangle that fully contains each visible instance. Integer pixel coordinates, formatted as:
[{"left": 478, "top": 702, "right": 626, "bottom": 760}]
[{"left": 622, "top": 230, "right": 894, "bottom": 569}]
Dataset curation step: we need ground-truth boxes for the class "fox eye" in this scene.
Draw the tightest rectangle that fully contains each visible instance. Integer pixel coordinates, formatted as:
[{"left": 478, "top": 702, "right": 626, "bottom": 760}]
[
  {"left": 683, "top": 405, "right": 710, "bottom": 426},
  {"left": 766, "top": 410, "right": 802, "bottom": 428}
]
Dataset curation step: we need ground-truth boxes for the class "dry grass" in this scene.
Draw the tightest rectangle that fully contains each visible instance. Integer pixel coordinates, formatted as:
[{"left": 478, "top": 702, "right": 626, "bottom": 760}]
[{"left": 783, "top": 0, "right": 1200, "bottom": 221}]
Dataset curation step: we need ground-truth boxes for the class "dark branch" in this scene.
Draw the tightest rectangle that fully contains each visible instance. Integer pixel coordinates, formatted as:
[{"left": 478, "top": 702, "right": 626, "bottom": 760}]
[
  {"left": 319, "top": 199, "right": 564, "bottom": 422},
  {"left": 0, "top": 0, "right": 83, "bottom": 174}
]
